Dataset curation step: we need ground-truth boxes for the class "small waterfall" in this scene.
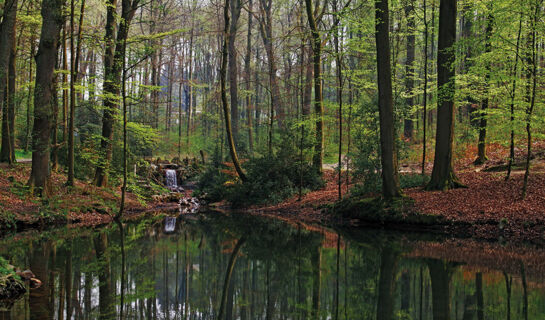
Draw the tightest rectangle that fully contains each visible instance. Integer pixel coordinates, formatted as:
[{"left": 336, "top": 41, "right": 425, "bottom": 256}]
[
  {"left": 164, "top": 217, "right": 176, "bottom": 233},
  {"left": 165, "top": 169, "right": 178, "bottom": 188}
]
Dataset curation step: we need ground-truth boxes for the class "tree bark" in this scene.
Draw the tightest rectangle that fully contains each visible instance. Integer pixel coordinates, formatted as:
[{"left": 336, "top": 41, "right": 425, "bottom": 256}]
[
  {"left": 94, "top": 0, "right": 139, "bottom": 187},
  {"left": 0, "top": 0, "right": 18, "bottom": 163},
  {"left": 229, "top": 0, "right": 242, "bottom": 146},
  {"left": 28, "top": 0, "right": 63, "bottom": 196},
  {"left": 258, "top": 0, "right": 285, "bottom": 130},
  {"left": 67, "top": 0, "right": 86, "bottom": 185},
  {"left": 475, "top": 8, "right": 492, "bottom": 165},
  {"left": 404, "top": 0, "right": 415, "bottom": 141},
  {"left": 375, "top": 0, "right": 401, "bottom": 198},
  {"left": 304, "top": 0, "right": 324, "bottom": 174},
  {"left": 222, "top": 0, "right": 247, "bottom": 181},
  {"left": 245, "top": 0, "right": 254, "bottom": 154},
  {"left": 426, "top": 0, "right": 462, "bottom": 191}
]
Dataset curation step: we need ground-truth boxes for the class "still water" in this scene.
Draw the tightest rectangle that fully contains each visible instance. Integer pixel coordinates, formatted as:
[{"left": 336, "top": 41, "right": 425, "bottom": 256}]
[{"left": 1, "top": 213, "right": 545, "bottom": 319}]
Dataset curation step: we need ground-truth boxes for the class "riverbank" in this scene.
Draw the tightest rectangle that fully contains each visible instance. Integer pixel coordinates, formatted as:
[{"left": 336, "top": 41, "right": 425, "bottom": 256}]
[
  {"left": 0, "top": 163, "right": 160, "bottom": 231},
  {"left": 246, "top": 159, "right": 545, "bottom": 244}
]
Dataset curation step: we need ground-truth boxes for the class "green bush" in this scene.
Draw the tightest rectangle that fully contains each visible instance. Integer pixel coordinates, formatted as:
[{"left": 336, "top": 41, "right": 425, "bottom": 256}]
[
  {"left": 195, "top": 136, "right": 323, "bottom": 207},
  {"left": 226, "top": 137, "right": 323, "bottom": 207}
]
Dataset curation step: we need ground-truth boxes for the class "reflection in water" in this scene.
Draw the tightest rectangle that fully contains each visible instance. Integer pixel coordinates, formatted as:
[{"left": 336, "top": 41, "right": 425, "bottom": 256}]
[{"left": 2, "top": 214, "right": 545, "bottom": 319}]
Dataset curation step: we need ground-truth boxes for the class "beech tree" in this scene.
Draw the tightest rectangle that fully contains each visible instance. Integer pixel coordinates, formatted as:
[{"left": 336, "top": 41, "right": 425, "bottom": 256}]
[
  {"left": 375, "top": 0, "right": 401, "bottom": 198},
  {"left": 94, "top": 0, "right": 140, "bottom": 187},
  {"left": 426, "top": 0, "right": 462, "bottom": 191},
  {"left": 0, "top": 0, "right": 18, "bottom": 164},
  {"left": 28, "top": 0, "right": 64, "bottom": 195}
]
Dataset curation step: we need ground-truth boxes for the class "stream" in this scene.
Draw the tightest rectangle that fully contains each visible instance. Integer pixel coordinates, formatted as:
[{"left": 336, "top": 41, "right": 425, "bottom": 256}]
[{"left": 1, "top": 213, "right": 545, "bottom": 319}]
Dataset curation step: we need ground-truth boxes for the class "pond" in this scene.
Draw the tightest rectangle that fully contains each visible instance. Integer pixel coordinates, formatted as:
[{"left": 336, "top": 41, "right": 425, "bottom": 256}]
[{"left": 1, "top": 213, "right": 545, "bottom": 319}]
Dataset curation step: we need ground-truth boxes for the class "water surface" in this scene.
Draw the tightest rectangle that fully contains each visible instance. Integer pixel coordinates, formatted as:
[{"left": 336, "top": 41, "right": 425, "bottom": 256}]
[{"left": 1, "top": 213, "right": 545, "bottom": 319}]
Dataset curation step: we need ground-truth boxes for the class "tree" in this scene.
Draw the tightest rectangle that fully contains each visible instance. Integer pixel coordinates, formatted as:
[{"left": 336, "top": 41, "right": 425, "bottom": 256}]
[
  {"left": 28, "top": 0, "right": 64, "bottom": 196},
  {"left": 93, "top": 0, "right": 140, "bottom": 187},
  {"left": 426, "top": 0, "right": 463, "bottom": 191},
  {"left": 403, "top": 0, "right": 415, "bottom": 141},
  {"left": 304, "top": 0, "right": 324, "bottom": 174},
  {"left": 222, "top": 0, "right": 247, "bottom": 182},
  {"left": 0, "top": 0, "right": 18, "bottom": 164},
  {"left": 375, "top": 0, "right": 401, "bottom": 198},
  {"left": 229, "top": 0, "right": 242, "bottom": 146},
  {"left": 67, "top": 0, "right": 86, "bottom": 186},
  {"left": 474, "top": 6, "right": 493, "bottom": 165}
]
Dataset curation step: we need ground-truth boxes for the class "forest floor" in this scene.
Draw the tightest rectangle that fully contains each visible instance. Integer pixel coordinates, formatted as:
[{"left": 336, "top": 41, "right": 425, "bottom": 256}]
[
  {"left": 0, "top": 163, "right": 169, "bottom": 231},
  {"left": 247, "top": 141, "right": 545, "bottom": 243}
]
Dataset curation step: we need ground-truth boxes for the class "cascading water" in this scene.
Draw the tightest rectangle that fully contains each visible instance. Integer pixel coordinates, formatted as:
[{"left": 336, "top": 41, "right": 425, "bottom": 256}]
[
  {"left": 165, "top": 169, "right": 178, "bottom": 189},
  {"left": 164, "top": 217, "right": 176, "bottom": 233}
]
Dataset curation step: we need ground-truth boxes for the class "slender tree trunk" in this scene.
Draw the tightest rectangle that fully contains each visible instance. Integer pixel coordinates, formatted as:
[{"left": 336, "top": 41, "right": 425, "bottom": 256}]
[
  {"left": 506, "top": 11, "right": 523, "bottom": 181},
  {"left": 94, "top": 0, "right": 139, "bottom": 187},
  {"left": 333, "top": 0, "right": 344, "bottom": 200},
  {"left": 221, "top": 0, "right": 247, "bottom": 181},
  {"left": 7, "top": 23, "right": 17, "bottom": 162},
  {"left": 229, "top": 0, "right": 242, "bottom": 146},
  {"left": 426, "top": 0, "right": 463, "bottom": 191},
  {"left": 375, "top": 0, "right": 401, "bottom": 198},
  {"left": 475, "top": 8, "right": 493, "bottom": 165},
  {"left": 522, "top": 2, "right": 539, "bottom": 199},
  {"left": 258, "top": 0, "right": 284, "bottom": 130},
  {"left": 28, "top": 0, "right": 63, "bottom": 196},
  {"left": 25, "top": 35, "right": 36, "bottom": 153},
  {"left": 245, "top": 0, "right": 254, "bottom": 154},
  {"left": 422, "top": 0, "right": 429, "bottom": 176},
  {"left": 304, "top": 0, "right": 324, "bottom": 174},
  {"left": 404, "top": 0, "right": 415, "bottom": 141},
  {"left": 67, "top": 0, "right": 86, "bottom": 185}
]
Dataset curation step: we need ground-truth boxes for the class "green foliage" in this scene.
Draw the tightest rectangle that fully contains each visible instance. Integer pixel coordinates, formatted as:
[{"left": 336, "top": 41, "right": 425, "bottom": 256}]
[
  {"left": 0, "top": 256, "right": 17, "bottom": 281},
  {"left": 226, "top": 136, "right": 324, "bottom": 207},
  {"left": 350, "top": 96, "right": 382, "bottom": 195},
  {"left": 195, "top": 135, "right": 323, "bottom": 207}
]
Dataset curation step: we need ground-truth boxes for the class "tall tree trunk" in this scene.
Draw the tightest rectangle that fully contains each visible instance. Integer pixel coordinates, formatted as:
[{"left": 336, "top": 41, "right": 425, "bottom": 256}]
[
  {"left": 375, "top": 0, "right": 401, "bottom": 198},
  {"left": 244, "top": 0, "right": 254, "bottom": 154},
  {"left": 304, "top": 0, "right": 324, "bottom": 174},
  {"left": 426, "top": 0, "right": 462, "bottom": 191},
  {"left": 522, "top": 2, "right": 539, "bottom": 199},
  {"left": 258, "top": 0, "right": 285, "bottom": 131},
  {"left": 229, "top": 0, "right": 242, "bottom": 146},
  {"left": 422, "top": 0, "right": 429, "bottom": 176},
  {"left": 7, "top": 22, "right": 17, "bottom": 162},
  {"left": 475, "top": 7, "right": 493, "bottom": 164},
  {"left": 67, "top": 0, "right": 86, "bottom": 185},
  {"left": 28, "top": 0, "right": 63, "bottom": 196},
  {"left": 505, "top": 11, "right": 523, "bottom": 181},
  {"left": 0, "top": 0, "right": 18, "bottom": 164},
  {"left": 221, "top": 0, "right": 247, "bottom": 181},
  {"left": 404, "top": 0, "right": 415, "bottom": 141},
  {"left": 93, "top": 0, "right": 139, "bottom": 187}
]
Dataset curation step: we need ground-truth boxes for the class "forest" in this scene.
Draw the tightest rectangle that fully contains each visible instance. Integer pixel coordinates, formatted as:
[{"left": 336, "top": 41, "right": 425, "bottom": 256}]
[
  {"left": 1, "top": 0, "right": 545, "bottom": 318},
  {"left": 0, "top": 0, "right": 544, "bottom": 210}
]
